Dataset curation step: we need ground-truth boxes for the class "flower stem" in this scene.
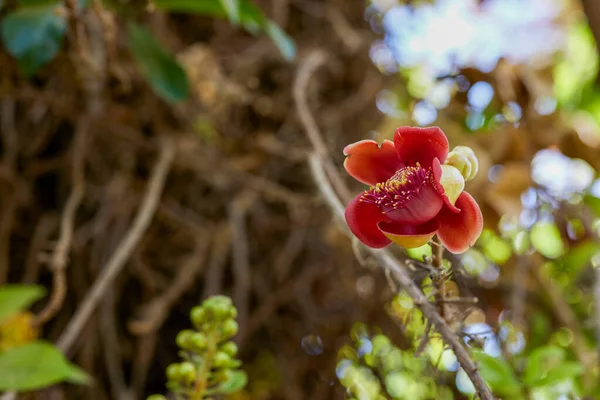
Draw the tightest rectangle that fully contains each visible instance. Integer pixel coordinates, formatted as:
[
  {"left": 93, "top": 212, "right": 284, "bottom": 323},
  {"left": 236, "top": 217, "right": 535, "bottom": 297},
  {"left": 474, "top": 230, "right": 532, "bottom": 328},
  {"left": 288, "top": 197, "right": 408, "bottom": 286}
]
[
  {"left": 431, "top": 238, "right": 446, "bottom": 321},
  {"left": 191, "top": 333, "right": 217, "bottom": 400}
]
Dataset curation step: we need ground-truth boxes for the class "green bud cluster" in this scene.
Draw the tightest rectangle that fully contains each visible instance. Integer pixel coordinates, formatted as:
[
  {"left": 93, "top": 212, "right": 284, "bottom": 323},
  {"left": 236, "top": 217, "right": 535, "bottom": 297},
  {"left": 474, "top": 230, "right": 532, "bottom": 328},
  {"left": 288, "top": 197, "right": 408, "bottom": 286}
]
[
  {"left": 146, "top": 295, "right": 246, "bottom": 400},
  {"left": 190, "top": 295, "right": 238, "bottom": 339}
]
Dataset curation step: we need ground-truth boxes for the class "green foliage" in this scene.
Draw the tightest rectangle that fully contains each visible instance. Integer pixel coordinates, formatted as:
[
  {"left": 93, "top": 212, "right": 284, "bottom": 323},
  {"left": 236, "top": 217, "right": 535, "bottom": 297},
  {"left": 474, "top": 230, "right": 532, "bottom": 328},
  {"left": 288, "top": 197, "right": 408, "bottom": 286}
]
[
  {"left": 1, "top": 0, "right": 295, "bottom": 87},
  {"left": 153, "top": 0, "right": 296, "bottom": 61},
  {"left": 553, "top": 22, "right": 598, "bottom": 108},
  {"left": 0, "top": 3, "right": 66, "bottom": 76},
  {"left": 406, "top": 244, "right": 432, "bottom": 262},
  {"left": 219, "top": 0, "right": 240, "bottom": 25},
  {"left": 530, "top": 221, "right": 565, "bottom": 259},
  {"left": 523, "top": 346, "right": 576, "bottom": 387},
  {"left": 478, "top": 229, "right": 512, "bottom": 265},
  {"left": 337, "top": 324, "right": 454, "bottom": 400},
  {"left": 127, "top": 23, "right": 189, "bottom": 103},
  {"left": 0, "top": 284, "right": 45, "bottom": 324},
  {"left": 472, "top": 351, "right": 521, "bottom": 396},
  {"left": 0, "top": 341, "right": 90, "bottom": 391},
  {"left": 148, "top": 295, "right": 246, "bottom": 399}
]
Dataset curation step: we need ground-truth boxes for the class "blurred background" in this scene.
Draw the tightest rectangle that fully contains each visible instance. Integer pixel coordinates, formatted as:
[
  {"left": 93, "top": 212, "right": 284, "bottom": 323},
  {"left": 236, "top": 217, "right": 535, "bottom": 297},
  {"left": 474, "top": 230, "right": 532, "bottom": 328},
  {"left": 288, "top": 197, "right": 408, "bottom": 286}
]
[{"left": 2, "top": 0, "right": 600, "bottom": 399}]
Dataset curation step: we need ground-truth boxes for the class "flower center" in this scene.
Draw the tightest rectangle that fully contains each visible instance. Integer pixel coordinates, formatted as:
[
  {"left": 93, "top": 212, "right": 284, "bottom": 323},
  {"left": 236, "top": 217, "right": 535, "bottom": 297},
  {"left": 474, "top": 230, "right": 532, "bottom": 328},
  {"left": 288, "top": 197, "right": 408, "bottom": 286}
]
[{"left": 360, "top": 163, "right": 434, "bottom": 214}]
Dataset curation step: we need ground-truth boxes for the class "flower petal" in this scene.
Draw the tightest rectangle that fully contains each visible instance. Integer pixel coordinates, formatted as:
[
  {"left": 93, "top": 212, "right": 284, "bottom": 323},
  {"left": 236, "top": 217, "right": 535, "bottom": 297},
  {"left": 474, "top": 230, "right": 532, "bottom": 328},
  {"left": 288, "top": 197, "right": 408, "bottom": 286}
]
[
  {"left": 378, "top": 219, "right": 439, "bottom": 249},
  {"left": 345, "top": 193, "right": 392, "bottom": 248},
  {"left": 343, "top": 139, "right": 402, "bottom": 186},
  {"left": 385, "top": 180, "right": 443, "bottom": 225},
  {"left": 436, "top": 192, "right": 483, "bottom": 254},
  {"left": 394, "top": 126, "right": 449, "bottom": 168},
  {"left": 431, "top": 158, "right": 460, "bottom": 213}
]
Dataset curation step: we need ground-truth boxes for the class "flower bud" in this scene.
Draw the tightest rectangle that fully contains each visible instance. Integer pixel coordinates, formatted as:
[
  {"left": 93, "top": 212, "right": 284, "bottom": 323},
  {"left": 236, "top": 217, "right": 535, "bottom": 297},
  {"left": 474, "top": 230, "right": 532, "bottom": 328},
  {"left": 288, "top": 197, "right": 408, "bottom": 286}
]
[
  {"left": 445, "top": 146, "right": 479, "bottom": 181},
  {"left": 221, "top": 341, "right": 238, "bottom": 357},
  {"left": 228, "top": 306, "right": 238, "bottom": 319},
  {"left": 189, "top": 332, "right": 208, "bottom": 352},
  {"left": 371, "top": 334, "right": 391, "bottom": 353},
  {"left": 166, "top": 363, "right": 181, "bottom": 381},
  {"left": 212, "top": 351, "right": 232, "bottom": 368},
  {"left": 179, "top": 361, "right": 196, "bottom": 384},
  {"left": 512, "top": 231, "right": 530, "bottom": 255},
  {"left": 438, "top": 165, "right": 465, "bottom": 206},
  {"left": 190, "top": 306, "right": 206, "bottom": 327},
  {"left": 221, "top": 319, "right": 239, "bottom": 338},
  {"left": 204, "top": 296, "right": 233, "bottom": 319},
  {"left": 175, "top": 329, "right": 194, "bottom": 349}
]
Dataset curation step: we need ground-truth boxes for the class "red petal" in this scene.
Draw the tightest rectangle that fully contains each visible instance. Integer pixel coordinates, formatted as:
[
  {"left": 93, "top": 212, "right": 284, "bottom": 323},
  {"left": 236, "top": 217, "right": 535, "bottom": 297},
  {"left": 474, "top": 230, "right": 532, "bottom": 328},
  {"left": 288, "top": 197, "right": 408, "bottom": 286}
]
[
  {"left": 385, "top": 181, "right": 443, "bottom": 225},
  {"left": 345, "top": 193, "right": 392, "bottom": 248},
  {"left": 436, "top": 192, "right": 483, "bottom": 254},
  {"left": 378, "top": 219, "right": 439, "bottom": 249},
  {"left": 394, "top": 126, "right": 449, "bottom": 168},
  {"left": 343, "top": 140, "right": 402, "bottom": 186},
  {"left": 431, "top": 158, "right": 460, "bottom": 213}
]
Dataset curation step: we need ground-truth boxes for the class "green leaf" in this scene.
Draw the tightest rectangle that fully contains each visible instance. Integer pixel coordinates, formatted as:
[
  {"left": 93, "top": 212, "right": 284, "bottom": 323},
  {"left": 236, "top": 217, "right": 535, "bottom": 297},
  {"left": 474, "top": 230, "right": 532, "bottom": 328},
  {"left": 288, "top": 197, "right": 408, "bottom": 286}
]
[
  {"left": 214, "top": 370, "right": 247, "bottom": 394},
  {"left": 585, "top": 194, "right": 600, "bottom": 217},
  {"left": 560, "top": 240, "right": 600, "bottom": 277},
  {"left": 543, "top": 361, "right": 584, "bottom": 386},
  {"left": 219, "top": 0, "right": 240, "bottom": 25},
  {"left": 530, "top": 221, "right": 566, "bottom": 259},
  {"left": 153, "top": 0, "right": 296, "bottom": 61},
  {"left": 1, "top": 4, "right": 66, "bottom": 76},
  {"left": 473, "top": 352, "right": 521, "bottom": 396},
  {"left": 65, "top": 363, "right": 92, "bottom": 385},
  {"left": 0, "top": 341, "right": 90, "bottom": 391},
  {"left": 264, "top": 21, "right": 296, "bottom": 62},
  {"left": 523, "top": 346, "right": 564, "bottom": 387},
  {"left": 529, "top": 312, "right": 551, "bottom": 349},
  {"left": 127, "top": 23, "right": 189, "bottom": 103},
  {"left": 0, "top": 284, "right": 46, "bottom": 324},
  {"left": 406, "top": 244, "right": 432, "bottom": 262},
  {"left": 554, "top": 23, "right": 598, "bottom": 107}
]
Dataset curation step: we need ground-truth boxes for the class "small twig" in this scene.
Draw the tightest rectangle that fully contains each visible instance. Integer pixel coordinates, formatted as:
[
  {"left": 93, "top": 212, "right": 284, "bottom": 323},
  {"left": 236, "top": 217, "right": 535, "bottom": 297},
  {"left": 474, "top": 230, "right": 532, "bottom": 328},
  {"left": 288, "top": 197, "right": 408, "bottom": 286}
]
[
  {"left": 415, "top": 321, "right": 433, "bottom": 356},
  {"left": 229, "top": 191, "right": 257, "bottom": 345},
  {"left": 436, "top": 297, "right": 479, "bottom": 305},
  {"left": 308, "top": 154, "right": 494, "bottom": 400},
  {"left": 35, "top": 0, "right": 106, "bottom": 325},
  {"left": 100, "top": 289, "right": 131, "bottom": 400},
  {"left": 510, "top": 256, "right": 529, "bottom": 330},
  {"left": 130, "top": 332, "right": 158, "bottom": 399},
  {"left": 57, "top": 138, "right": 176, "bottom": 353},
  {"left": 34, "top": 120, "right": 88, "bottom": 326},
  {"left": 128, "top": 236, "right": 209, "bottom": 335},
  {"left": 293, "top": 50, "right": 352, "bottom": 202},
  {"left": 0, "top": 99, "right": 18, "bottom": 284},
  {"left": 292, "top": 51, "right": 328, "bottom": 155},
  {"left": 202, "top": 223, "right": 231, "bottom": 298},
  {"left": 22, "top": 214, "right": 58, "bottom": 283},
  {"left": 326, "top": 6, "right": 364, "bottom": 52},
  {"left": 246, "top": 262, "right": 326, "bottom": 338},
  {"left": 274, "top": 206, "right": 309, "bottom": 282}
]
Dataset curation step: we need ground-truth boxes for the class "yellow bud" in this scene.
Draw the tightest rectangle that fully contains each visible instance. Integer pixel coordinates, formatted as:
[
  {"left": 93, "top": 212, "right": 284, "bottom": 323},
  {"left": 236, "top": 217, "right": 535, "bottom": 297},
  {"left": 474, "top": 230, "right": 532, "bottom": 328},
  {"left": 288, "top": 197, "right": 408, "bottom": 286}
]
[
  {"left": 0, "top": 312, "right": 38, "bottom": 352},
  {"left": 439, "top": 165, "right": 465, "bottom": 206},
  {"left": 445, "top": 146, "right": 479, "bottom": 181}
]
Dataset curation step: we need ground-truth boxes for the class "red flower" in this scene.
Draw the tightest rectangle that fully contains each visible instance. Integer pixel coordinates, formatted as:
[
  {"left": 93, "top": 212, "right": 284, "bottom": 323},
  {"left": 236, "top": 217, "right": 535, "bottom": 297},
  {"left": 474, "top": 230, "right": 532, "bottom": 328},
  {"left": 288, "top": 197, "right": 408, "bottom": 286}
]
[{"left": 343, "top": 126, "right": 483, "bottom": 254}]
